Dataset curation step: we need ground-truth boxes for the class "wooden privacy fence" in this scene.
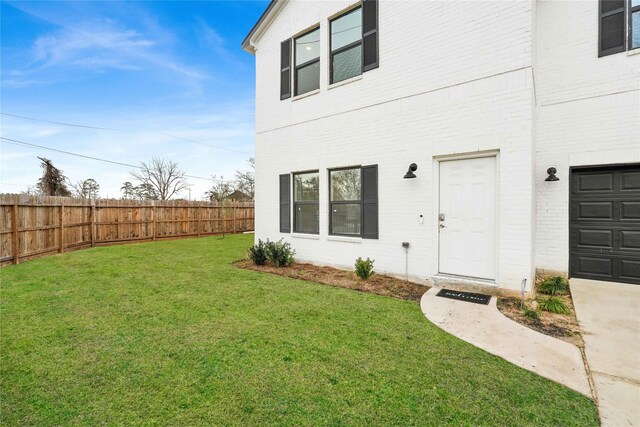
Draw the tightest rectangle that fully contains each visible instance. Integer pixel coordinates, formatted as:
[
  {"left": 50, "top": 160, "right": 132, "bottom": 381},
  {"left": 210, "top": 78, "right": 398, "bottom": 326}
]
[{"left": 0, "top": 194, "right": 254, "bottom": 266}]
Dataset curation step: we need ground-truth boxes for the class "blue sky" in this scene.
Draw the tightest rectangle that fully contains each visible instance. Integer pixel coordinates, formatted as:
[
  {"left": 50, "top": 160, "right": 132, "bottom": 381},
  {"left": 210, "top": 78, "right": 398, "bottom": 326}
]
[{"left": 0, "top": 0, "right": 269, "bottom": 198}]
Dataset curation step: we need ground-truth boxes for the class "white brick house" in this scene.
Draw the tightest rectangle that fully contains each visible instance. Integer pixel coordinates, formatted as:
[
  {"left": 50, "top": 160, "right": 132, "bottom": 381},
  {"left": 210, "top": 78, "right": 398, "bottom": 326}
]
[{"left": 243, "top": 0, "right": 640, "bottom": 292}]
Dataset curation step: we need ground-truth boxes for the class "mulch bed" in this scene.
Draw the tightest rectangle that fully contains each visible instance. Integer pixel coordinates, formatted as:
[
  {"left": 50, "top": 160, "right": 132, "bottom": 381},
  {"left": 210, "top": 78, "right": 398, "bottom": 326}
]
[
  {"left": 497, "top": 295, "right": 583, "bottom": 347},
  {"left": 233, "top": 260, "right": 428, "bottom": 302}
]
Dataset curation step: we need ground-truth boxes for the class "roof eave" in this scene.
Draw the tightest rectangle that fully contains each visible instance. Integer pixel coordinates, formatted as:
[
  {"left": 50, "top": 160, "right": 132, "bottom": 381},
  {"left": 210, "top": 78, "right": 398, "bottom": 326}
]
[{"left": 241, "top": 0, "right": 280, "bottom": 54}]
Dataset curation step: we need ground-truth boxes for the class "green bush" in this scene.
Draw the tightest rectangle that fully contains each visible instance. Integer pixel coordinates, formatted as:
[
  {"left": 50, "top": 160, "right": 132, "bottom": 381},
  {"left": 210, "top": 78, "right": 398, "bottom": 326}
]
[
  {"left": 354, "top": 257, "right": 375, "bottom": 280},
  {"left": 538, "top": 276, "right": 569, "bottom": 295},
  {"left": 247, "top": 239, "right": 268, "bottom": 265},
  {"left": 265, "top": 239, "right": 295, "bottom": 267},
  {"left": 538, "top": 297, "right": 570, "bottom": 315},
  {"left": 522, "top": 306, "right": 540, "bottom": 320}
]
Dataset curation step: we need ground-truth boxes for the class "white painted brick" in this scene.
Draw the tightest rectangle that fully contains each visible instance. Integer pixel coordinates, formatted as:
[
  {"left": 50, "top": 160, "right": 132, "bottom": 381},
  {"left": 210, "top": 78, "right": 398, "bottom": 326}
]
[{"left": 249, "top": 0, "right": 639, "bottom": 290}]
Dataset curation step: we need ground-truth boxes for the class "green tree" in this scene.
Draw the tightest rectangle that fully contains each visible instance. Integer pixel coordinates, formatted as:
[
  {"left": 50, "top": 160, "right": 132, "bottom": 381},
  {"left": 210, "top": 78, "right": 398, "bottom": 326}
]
[{"left": 72, "top": 178, "right": 100, "bottom": 199}]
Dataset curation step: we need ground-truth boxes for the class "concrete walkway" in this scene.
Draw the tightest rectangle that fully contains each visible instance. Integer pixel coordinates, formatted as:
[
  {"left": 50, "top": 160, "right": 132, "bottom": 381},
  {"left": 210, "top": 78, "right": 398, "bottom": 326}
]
[
  {"left": 571, "top": 278, "right": 640, "bottom": 427},
  {"left": 420, "top": 287, "right": 592, "bottom": 397}
]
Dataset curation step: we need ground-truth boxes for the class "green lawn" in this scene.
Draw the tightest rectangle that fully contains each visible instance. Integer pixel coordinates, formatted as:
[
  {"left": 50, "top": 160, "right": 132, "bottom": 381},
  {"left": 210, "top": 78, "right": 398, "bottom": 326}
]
[{"left": 1, "top": 234, "right": 598, "bottom": 426}]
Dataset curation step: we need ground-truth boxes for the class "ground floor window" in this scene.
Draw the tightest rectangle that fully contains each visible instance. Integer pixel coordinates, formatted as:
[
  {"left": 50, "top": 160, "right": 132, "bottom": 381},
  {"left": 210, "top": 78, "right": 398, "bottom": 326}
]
[
  {"left": 293, "top": 171, "right": 319, "bottom": 234},
  {"left": 330, "top": 168, "right": 362, "bottom": 236}
]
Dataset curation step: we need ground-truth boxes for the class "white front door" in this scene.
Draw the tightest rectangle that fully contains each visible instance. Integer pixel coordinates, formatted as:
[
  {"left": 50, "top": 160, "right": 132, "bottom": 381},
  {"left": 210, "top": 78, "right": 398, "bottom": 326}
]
[{"left": 439, "top": 157, "right": 496, "bottom": 280}]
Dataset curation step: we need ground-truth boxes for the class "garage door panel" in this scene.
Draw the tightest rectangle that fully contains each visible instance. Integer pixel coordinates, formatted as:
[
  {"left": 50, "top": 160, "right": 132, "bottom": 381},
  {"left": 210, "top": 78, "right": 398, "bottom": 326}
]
[
  {"left": 570, "top": 164, "right": 640, "bottom": 285},
  {"left": 576, "top": 202, "right": 614, "bottom": 220},
  {"left": 620, "top": 260, "right": 640, "bottom": 281},
  {"left": 575, "top": 256, "right": 613, "bottom": 277},
  {"left": 621, "top": 231, "right": 640, "bottom": 251},
  {"left": 621, "top": 201, "right": 640, "bottom": 219},
  {"left": 577, "top": 173, "right": 614, "bottom": 192},
  {"left": 577, "top": 229, "right": 613, "bottom": 248},
  {"left": 620, "top": 171, "right": 640, "bottom": 190}
]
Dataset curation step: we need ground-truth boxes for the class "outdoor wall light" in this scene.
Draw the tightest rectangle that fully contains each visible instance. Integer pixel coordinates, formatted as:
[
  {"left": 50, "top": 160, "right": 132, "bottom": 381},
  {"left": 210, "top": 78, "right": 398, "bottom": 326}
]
[
  {"left": 545, "top": 167, "right": 559, "bottom": 182},
  {"left": 404, "top": 163, "right": 418, "bottom": 179}
]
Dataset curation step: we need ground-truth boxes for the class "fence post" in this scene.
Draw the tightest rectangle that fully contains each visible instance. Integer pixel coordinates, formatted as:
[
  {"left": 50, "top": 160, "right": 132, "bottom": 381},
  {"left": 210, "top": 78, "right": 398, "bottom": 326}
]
[
  {"left": 197, "top": 206, "right": 201, "bottom": 238},
  {"left": 152, "top": 204, "right": 157, "bottom": 241},
  {"left": 233, "top": 206, "right": 237, "bottom": 234},
  {"left": 12, "top": 204, "right": 19, "bottom": 265},
  {"left": 59, "top": 203, "right": 65, "bottom": 253},
  {"left": 90, "top": 201, "right": 96, "bottom": 247}
]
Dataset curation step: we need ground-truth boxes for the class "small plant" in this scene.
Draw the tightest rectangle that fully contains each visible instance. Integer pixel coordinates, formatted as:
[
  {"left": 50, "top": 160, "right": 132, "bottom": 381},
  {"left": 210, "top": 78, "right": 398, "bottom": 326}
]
[
  {"left": 247, "top": 239, "right": 268, "bottom": 265},
  {"left": 354, "top": 257, "right": 375, "bottom": 280},
  {"left": 538, "top": 296, "right": 570, "bottom": 315},
  {"left": 522, "top": 306, "right": 540, "bottom": 320},
  {"left": 538, "top": 276, "right": 569, "bottom": 295},
  {"left": 265, "top": 239, "right": 295, "bottom": 267}
]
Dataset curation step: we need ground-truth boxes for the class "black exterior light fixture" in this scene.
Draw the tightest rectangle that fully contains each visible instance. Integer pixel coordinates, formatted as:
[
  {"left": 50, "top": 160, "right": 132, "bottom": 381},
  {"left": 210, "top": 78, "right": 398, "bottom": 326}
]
[
  {"left": 545, "top": 167, "right": 559, "bottom": 182},
  {"left": 404, "top": 163, "right": 418, "bottom": 179}
]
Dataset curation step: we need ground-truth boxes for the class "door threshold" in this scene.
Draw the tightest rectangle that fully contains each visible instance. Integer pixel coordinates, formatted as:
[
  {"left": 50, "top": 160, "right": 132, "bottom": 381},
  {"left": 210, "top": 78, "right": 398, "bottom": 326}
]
[{"left": 432, "top": 273, "right": 497, "bottom": 288}]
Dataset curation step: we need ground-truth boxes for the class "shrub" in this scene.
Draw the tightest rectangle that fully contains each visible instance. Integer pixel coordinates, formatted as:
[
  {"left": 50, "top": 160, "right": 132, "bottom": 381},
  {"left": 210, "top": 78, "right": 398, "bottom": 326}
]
[
  {"left": 538, "top": 276, "right": 569, "bottom": 295},
  {"left": 522, "top": 306, "right": 540, "bottom": 320},
  {"left": 248, "top": 240, "right": 268, "bottom": 265},
  {"left": 354, "top": 257, "right": 375, "bottom": 280},
  {"left": 265, "top": 239, "right": 295, "bottom": 267},
  {"left": 538, "top": 297, "right": 570, "bottom": 315}
]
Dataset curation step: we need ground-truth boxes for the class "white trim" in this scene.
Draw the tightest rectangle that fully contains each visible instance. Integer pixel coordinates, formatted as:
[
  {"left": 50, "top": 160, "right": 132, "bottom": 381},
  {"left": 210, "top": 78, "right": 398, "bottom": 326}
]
[
  {"left": 433, "top": 151, "right": 500, "bottom": 283},
  {"left": 328, "top": 74, "right": 362, "bottom": 90},
  {"left": 291, "top": 233, "right": 321, "bottom": 240},
  {"left": 327, "top": 1, "right": 362, "bottom": 21},
  {"left": 326, "top": 235, "right": 362, "bottom": 244},
  {"left": 245, "top": 0, "right": 289, "bottom": 54},
  {"left": 292, "top": 89, "right": 320, "bottom": 101}
]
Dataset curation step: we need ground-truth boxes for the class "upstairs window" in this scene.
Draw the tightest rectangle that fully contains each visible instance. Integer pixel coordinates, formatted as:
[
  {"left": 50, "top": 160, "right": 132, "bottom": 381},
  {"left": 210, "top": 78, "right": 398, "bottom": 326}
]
[
  {"left": 330, "top": 7, "right": 363, "bottom": 84},
  {"left": 294, "top": 28, "right": 320, "bottom": 96},
  {"left": 293, "top": 171, "right": 319, "bottom": 234},
  {"left": 599, "top": 0, "right": 640, "bottom": 56}
]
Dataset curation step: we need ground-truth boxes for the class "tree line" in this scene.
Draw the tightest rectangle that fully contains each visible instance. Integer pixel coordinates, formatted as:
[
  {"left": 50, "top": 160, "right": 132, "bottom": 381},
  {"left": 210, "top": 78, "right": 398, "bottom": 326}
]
[{"left": 25, "top": 156, "right": 255, "bottom": 202}]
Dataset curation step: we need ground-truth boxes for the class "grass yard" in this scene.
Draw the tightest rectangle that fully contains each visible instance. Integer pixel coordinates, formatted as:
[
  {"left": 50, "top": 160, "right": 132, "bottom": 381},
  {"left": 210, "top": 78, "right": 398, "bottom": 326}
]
[{"left": 0, "top": 234, "right": 598, "bottom": 426}]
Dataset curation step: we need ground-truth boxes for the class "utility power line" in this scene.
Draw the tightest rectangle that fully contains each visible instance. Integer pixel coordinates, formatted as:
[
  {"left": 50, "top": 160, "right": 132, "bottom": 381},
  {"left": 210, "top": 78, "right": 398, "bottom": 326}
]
[
  {"left": 0, "top": 137, "right": 235, "bottom": 184},
  {"left": 0, "top": 112, "right": 253, "bottom": 155}
]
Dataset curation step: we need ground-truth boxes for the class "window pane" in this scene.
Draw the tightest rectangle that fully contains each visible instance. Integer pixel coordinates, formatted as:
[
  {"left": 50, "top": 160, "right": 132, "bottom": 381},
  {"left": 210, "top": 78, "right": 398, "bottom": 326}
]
[
  {"left": 632, "top": 0, "right": 640, "bottom": 8},
  {"left": 331, "top": 8, "right": 362, "bottom": 50},
  {"left": 294, "top": 172, "right": 319, "bottom": 201},
  {"left": 633, "top": 12, "right": 640, "bottom": 49},
  {"left": 295, "top": 61, "right": 320, "bottom": 95},
  {"left": 331, "top": 169, "right": 361, "bottom": 201},
  {"left": 294, "top": 204, "right": 319, "bottom": 234},
  {"left": 601, "top": 0, "right": 624, "bottom": 13},
  {"left": 295, "top": 29, "right": 319, "bottom": 65},
  {"left": 601, "top": 12, "right": 625, "bottom": 50},
  {"left": 332, "top": 44, "right": 362, "bottom": 83},
  {"left": 331, "top": 203, "right": 361, "bottom": 235}
]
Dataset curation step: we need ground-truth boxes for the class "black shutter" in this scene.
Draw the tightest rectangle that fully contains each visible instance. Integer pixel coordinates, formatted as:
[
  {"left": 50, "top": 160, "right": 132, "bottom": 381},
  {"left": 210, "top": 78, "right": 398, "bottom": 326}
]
[
  {"left": 599, "top": 0, "right": 625, "bottom": 57},
  {"left": 362, "top": 0, "right": 379, "bottom": 72},
  {"left": 279, "top": 174, "right": 291, "bottom": 233},
  {"left": 362, "top": 165, "right": 378, "bottom": 239},
  {"left": 280, "top": 39, "right": 292, "bottom": 99}
]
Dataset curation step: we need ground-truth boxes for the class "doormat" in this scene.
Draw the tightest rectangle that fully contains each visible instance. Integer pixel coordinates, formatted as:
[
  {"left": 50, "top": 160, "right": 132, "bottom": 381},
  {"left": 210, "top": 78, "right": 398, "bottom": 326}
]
[{"left": 436, "top": 288, "right": 491, "bottom": 305}]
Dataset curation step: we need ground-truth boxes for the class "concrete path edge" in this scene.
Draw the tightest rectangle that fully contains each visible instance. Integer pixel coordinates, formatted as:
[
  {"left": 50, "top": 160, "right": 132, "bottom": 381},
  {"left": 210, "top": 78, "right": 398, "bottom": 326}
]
[{"left": 420, "top": 287, "right": 593, "bottom": 398}]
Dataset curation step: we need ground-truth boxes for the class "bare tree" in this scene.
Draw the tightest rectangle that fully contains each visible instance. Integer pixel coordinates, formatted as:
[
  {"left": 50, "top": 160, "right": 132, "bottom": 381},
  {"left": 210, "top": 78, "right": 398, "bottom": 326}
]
[
  {"left": 71, "top": 178, "right": 100, "bottom": 199},
  {"left": 234, "top": 157, "right": 255, "bottom": 200},
  {"left": 36, "top": 157, "right": 71, "bottom": 196},
  {"left": 205, "top": 175, "right": 234, "bottom": 202},
  {"left": 130, "top": 158, "right": 189, "bottom": 200}
]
